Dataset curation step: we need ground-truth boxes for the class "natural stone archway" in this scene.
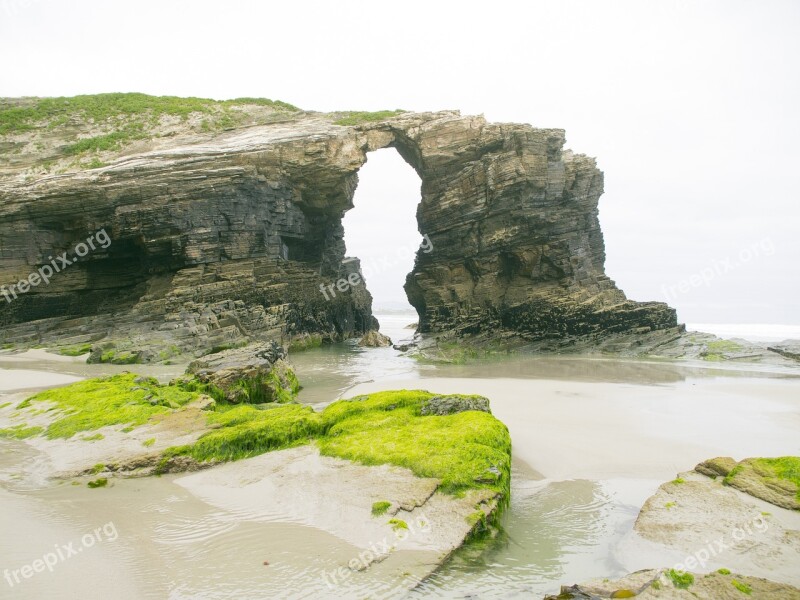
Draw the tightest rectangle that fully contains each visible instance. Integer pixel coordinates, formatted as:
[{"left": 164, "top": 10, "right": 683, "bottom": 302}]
[{"left": 0, "top": 110, "right": 676, "bottom": 360}]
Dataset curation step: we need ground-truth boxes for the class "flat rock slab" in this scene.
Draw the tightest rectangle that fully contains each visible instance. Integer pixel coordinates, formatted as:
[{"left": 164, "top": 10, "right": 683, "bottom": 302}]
[
  {"left": 545, "top": 568, "right": 800, "bottom": 599},
  {"left": 627, "top": 471, "right": 800, "bottom": 587},
  {"left": 175, "top": 445, "right": 493, "bottom": 585}
]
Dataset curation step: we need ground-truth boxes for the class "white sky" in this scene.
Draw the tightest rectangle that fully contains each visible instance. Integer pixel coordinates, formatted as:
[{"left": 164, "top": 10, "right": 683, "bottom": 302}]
[{"left": 1, "top": 0, "right": 798, "bottom": 323}]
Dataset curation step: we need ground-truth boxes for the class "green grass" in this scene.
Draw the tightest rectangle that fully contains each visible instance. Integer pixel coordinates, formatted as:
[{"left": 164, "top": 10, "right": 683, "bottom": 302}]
[
  {"left": 64, "top": 124, "right": 147, "bottom": 155},
  {"left": 671, "top": 477, "right": 685, "bottom": 484},
  {"left": 18, "top": 373, "right": 200, "bottom": 439},
  {"left": 143, "top": 438, "right": 156, "bottom": 448},
  {"left": 718, "top": 568, "right": 731, "bottom": 575},
  {"left": 667, "top": 569, "right": 694, "bottom": 589},
  {"left": 81, "top": 433, "right": 105, "bottom": 441},
  {"left": 87, "top": 478, "right": 108, "bottom": 489},
  {"left": 0, "top": 93, "right": 300, "bottom": 136},
  {"left": 751, "top": 456, "right": 800, "bottom": 500},
  {"left": 371, "top": 501, "right": 391, "bottom": 517},
  {"left": 665, "top": 501, "right": 676, "bottom": 509},
  {"left": 333, "top": 110, "right": 405, "bottom": 126},
  {"left": 162, "top": 390, "right": 512, "bottom": 502},
  {"left": 731, "top": 580, "right": 752, "bottom": 595},
  {"left": 0, "top": 402, "right": 11, "bottom": 409}
]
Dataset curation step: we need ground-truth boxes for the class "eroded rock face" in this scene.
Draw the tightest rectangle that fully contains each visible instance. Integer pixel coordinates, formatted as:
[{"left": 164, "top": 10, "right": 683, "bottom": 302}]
[
  {"left": 0, "top": 109, "right": 676, "bottom": 357},
  {"left": 184, "top": 342, "right": 299, "bottom": 404},
  {"left": 420, "top": 395, "right": 491, "bottom": 416}
]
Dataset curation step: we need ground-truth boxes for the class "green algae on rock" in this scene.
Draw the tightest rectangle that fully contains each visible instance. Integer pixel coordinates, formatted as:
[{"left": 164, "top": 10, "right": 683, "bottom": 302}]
[
  {"left": 16, "top": 373, "right": 201, "bottom": 439},
  {"left": 160, "top": 389, "right": 511, "bottom": 506},
  {"left": 696, "top": 456, "right": 800, "bottom": 510}
]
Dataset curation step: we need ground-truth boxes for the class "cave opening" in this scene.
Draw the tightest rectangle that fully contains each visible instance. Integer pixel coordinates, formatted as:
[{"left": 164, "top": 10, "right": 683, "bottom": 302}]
[{"left": 342, "top": 147, "right": 423, "bottom": 338}]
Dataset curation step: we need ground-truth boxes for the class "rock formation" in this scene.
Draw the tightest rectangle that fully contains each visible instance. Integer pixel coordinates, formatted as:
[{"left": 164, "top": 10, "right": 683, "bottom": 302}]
[{"left": 0, "top": 97, "right": 677, "bottom": 358}]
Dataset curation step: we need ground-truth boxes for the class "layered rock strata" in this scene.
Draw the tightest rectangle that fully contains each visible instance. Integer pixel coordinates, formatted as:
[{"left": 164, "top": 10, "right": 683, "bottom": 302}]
[{"left": 0, "top": 104, "right": 676, "bottom": 358}]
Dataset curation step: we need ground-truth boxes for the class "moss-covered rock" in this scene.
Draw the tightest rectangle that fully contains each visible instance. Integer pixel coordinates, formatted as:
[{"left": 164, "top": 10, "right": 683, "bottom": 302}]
[
  {"left": 698, "top": 456, "right": 800, "bottom": 510},
  {"left": 161, "top": 389, "right": 512, "bottom": 507},
  {"left": 184, "top": 343, "right": 299, "bottom": 404},
  {"left": 15, "top": 373, "right": 201, "bottom": 439}
]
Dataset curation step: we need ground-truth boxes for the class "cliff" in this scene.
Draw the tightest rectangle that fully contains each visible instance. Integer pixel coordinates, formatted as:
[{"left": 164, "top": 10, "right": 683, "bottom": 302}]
[{"left": 0, "top": 94, "right": 676, "bottom": 359}]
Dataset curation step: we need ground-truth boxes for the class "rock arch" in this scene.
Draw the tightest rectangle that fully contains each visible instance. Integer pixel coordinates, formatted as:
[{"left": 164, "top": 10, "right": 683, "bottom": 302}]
[{"left": 0, "top": 110, "right": 676, "bottom": 357}]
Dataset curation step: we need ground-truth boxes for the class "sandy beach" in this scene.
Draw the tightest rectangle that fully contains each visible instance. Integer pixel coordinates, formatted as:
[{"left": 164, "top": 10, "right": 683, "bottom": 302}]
[{"left": 1, "top": 345, "right": 799, "bottom": 599}]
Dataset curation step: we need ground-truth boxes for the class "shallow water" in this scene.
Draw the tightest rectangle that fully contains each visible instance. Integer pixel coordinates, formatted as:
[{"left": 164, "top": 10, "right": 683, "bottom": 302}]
[{"left": 1, "top": 316, "right": 799, "bottom": 599}]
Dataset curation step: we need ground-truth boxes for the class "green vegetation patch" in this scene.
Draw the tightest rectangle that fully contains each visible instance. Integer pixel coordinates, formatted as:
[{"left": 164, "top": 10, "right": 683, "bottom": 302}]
[
  {"left": 667, "top": 569, "right": 694, "bottom": 589},
  {"left": 388, "top": 518, "right": 408, "bottom": 531},
  {"left": 333, "top": 110, "right": 406, "bottom": 126},
  {"left": 731, "top": 580, "right": 752, "bottom": 595},
  {"left": 702, "top": 339, "right": 743, "bottom": 361},
  {"left": 371, "top": 501, "right": 391, "bottom": 517},
  {"left": 287, "top": 334, "right": 324, "bottom": 353},
  {"left": 751, "top": 456, "right": 800, "bottom": 500},
  {"left": 57, "top": 343, "right": 93, "bottom": 357},
  {"left": 318, "top": 390, "right": 511, "bottom": 497},
  {"left": 718, "top": 568, "right": 731, "bottom": 575},
  {"left": 164, "top": 403, "right": 322, "bottom": 463},
  {"left": 97, "top": 349, "right": 141, "bottom": 365},
  {"left": 175, "top": 363, "right": 300, "bottom": 405},
  {"left": 0, "top": 93, "right": 300, "bottom": 136},
  {"left": 0, "top": 424, "right": 44, "bottom": 439},
  {"left": 163, "top": 389, "right": 511, "bottom": 501},
  {"left": 18, "top": 373, "right": 200, "bottom": 439},
  {"left": 87, "top": 478, "right": 108, "bottom": 489}
]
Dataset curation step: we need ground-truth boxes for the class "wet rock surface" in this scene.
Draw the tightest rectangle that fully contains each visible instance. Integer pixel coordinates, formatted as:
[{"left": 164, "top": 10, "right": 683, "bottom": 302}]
[
  {"left": 184, "top": 342, "right": 299, "bottom": 403},
  {"left": 695, "top": 457, "right": 800, "bottom": 511},
  {"left": 420, "top": 394, "right": 491, "bottom": 416},
  {"left": 358, "top": 330, "right": 392, "bottom": 347},
  {"left": 544, "top": 569, "right": 800, "bottom": 599}
]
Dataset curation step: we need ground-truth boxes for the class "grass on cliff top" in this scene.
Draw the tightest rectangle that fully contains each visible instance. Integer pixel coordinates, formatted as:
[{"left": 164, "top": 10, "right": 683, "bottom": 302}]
[
  {"left": 751, "top": 457, "right": 800, "bottom": 500},
  {"left": 0, "top": 93, "right": 300, "bottom": 136},
  {"left": 333, "top": 110, "right": 406, "bottom": 126},
  {"left": 164, "top": 389, "right": 512, "bottom": 498},
  {"left": 15, "top": 374, "right": 200, "bottom": 439}
]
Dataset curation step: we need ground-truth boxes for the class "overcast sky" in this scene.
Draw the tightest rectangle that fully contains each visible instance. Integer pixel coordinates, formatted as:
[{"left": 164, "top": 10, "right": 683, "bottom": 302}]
[{"left": 1, "top": 0, "right": 798, "bottom": 323}]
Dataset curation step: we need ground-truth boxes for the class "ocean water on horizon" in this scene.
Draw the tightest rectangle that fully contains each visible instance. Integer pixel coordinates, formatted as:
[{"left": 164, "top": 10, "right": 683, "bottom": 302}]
[{"left": 686, "top": 323, "right": 800, "bottom": 343}]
